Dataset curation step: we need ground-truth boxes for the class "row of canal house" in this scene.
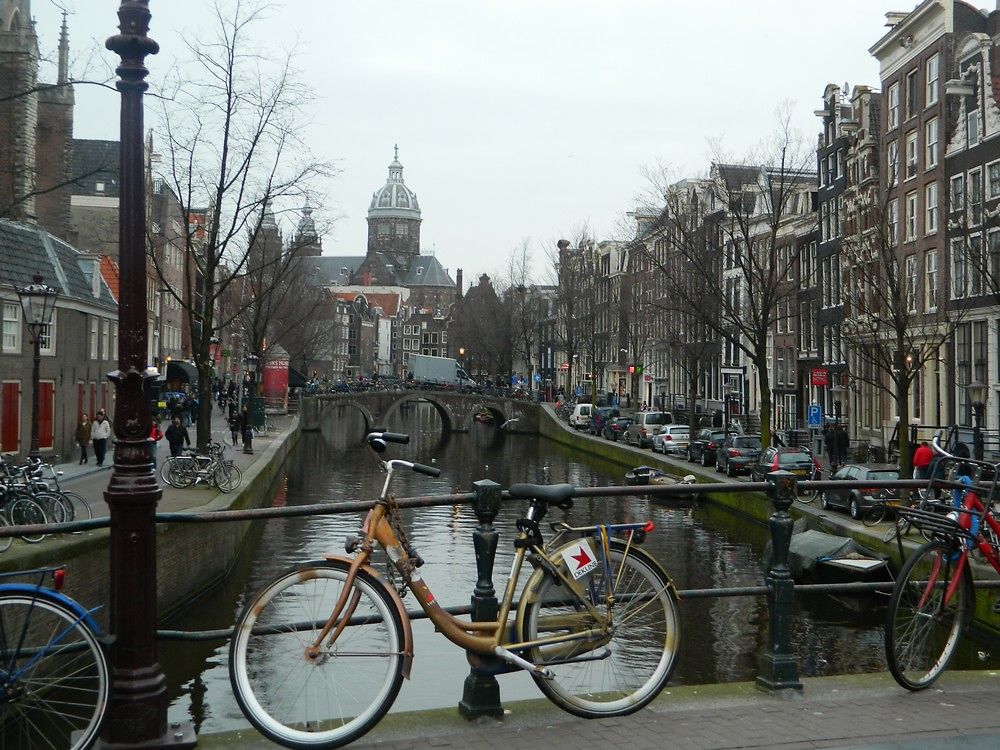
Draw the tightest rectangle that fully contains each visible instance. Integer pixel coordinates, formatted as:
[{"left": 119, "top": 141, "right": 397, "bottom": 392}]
[{"left": 595, "top": 1, "right": 1000, "bottom": 453}]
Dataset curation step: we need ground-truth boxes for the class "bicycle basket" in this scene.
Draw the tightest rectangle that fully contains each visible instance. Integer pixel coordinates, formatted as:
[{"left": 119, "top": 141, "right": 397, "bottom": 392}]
[{"left": 894, "top": 505, "right": 977, "bottom": 543}]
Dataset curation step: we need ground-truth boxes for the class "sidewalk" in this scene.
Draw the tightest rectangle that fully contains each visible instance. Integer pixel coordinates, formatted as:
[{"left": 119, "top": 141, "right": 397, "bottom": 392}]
[{"left": 198, "top": 671, "right": 1000, "bottom": 749}]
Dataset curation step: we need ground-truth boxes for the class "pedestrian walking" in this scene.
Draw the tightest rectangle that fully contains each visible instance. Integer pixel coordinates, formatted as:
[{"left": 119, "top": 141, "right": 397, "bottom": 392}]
[
  {"left": 91, "top": 410, "right": 111, "bottom": 466},
  {"left": 164, "top": 416, "right": 190, "bottom": 458},
  {"left": 823, "top": 424, "right": 837, "bottom": 472},
  {"left": 913, "top": 440, "right": 933, "bottom": 480},
  {"left": 148, "top": 419, "right": 164, "bottom": 470},
  {"left": 240, "top": 405, "right": 254, "bottom": 455},
  {"left": 75, "top": 413, "right": 91, "bottom": 464},
  {"left": 228, "top": 411, "right": 241, "bottom": 446},
  {"left": 836, "top": 425, "right": 850, "bottom": 465}
]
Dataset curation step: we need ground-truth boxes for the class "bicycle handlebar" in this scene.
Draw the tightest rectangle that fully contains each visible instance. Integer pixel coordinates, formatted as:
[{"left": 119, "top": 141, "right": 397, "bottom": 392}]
[{"left": 411, "top": 462, "right": 441, "bottom": 478}]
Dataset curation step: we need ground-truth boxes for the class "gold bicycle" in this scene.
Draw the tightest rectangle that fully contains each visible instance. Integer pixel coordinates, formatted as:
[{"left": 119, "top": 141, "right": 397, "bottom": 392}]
[{"left": 229, "top": 431, "right": 681, "bottom": 748}]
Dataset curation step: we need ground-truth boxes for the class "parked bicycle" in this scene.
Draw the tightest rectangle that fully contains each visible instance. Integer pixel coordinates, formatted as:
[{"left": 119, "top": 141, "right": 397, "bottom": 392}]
[
  {"left": 0, "top": 565, "right": 109, "bottom": 748},
  {"left": 883, "top": 433, "right": 1000, "bottom": 690},
  {"left": 159, "top": 441, "right": 242, "bottom": 492},
  {"left": 229, "top": 430, "right": 681, "bottom": 748},
  {"left": 863, "top": 487, "right": 939, "bottom": 544}
]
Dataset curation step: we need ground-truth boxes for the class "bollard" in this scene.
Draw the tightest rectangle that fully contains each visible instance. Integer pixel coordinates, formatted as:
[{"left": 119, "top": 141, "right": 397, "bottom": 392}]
[
  {"left": 458, "top": 479, "right": 505, "bottom": 719},
  {"left": 756, "top": 470, "right": 803, "bottom": 693}
]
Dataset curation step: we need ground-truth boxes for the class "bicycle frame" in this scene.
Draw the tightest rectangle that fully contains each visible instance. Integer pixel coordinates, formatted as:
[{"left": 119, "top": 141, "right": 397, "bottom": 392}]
[{"left": 309, "top": 462, "right": 660, "bottom": 678}]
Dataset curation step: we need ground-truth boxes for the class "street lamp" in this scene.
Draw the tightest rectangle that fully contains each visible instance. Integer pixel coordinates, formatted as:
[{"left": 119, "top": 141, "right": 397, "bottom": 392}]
[
  {"left": 15, "top": 273, "right": 58, "bottom": 461},
  {"left": 966, "top": 380, "right": 987, "bottom": 460}
]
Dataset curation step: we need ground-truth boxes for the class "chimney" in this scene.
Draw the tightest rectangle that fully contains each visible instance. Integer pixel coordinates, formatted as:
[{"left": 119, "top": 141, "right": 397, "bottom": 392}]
[{"left": 456, "top": 268, "right": 463, "bottom": 299}]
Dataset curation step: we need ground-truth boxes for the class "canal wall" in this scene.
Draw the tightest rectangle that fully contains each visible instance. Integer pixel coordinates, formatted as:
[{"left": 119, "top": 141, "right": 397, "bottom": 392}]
[{"left": 1, "top": 421, "right": 301, "bottom": 627}]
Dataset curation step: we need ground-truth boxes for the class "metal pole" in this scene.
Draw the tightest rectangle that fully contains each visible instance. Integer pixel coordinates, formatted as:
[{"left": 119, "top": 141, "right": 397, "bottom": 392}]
[
  {"left": 756, "top": 470, "right": 802, "bottom": 693},
  {"left": 459, "top": 479, "right": 504, "bottom": 719},
  {"left": 102, "top": 3, "right": 194, "bottom": 746},
  {"left": 28, "top": 332, "right": 41, "bottom": 461}
]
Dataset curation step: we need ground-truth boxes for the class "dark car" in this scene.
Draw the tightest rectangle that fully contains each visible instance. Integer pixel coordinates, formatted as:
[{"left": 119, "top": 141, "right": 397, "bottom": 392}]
[
  {"left": 602, "top": 416, "right": 633, "bottom": 441},
  {"left": 687, "top": 428, "right": 731, "bottom": 467},
  {"left": 750, "top": 446, "right": 822, "bottom": 484},
  {"left": 589, "top": 406, "right": 620, "bottom": 435},
  {"left": 715, "top": 434, "right": 762, "bottom": 477},
  {"left": 820, "top": 464, "right": 900, "bottom": 520}
]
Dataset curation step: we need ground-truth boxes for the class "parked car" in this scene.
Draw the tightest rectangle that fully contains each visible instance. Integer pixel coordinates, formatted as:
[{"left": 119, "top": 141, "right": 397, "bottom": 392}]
[
  {"left": 624, "top": 411, "right": 671, "bottom": 448},
  {"left": 820, "top": 464, "right": 900, "bottom": 520},
  {"left": 687, "top": 428, "right": 731, "bottom": 466},
  {"left": 589, "top": 406, "right": 620, "bottom": 436},
  {"left": 602, "top": 416, "right": 633, "bottom": 441},
  {"left": 652, "top": 425, "right": 690, "bottom": 455},
  {"left": 716, "top": 434, "right": 762, "bottom": 477},
  {"left": 749, "top": 446, "right": 822, "bottom": 484},
  {"left": 569, "top": 403, "right": 593, "bottom": 429}
]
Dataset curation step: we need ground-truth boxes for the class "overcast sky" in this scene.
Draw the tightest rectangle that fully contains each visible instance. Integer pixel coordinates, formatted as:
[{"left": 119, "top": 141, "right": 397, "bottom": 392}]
[{"left": 33, "top": 0, "right": 928, "bottom": 287}]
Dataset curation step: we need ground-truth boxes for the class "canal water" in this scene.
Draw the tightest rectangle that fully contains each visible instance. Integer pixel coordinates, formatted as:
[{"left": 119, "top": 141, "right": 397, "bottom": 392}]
[{"left": 163, "top": 403, "right": 896, "bottom": 735}]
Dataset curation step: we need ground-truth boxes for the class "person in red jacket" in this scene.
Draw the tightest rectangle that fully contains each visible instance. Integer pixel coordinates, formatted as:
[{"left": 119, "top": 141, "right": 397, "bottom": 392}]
[{"left": 913, "top": 441, "right": 934, "bottom": 480}]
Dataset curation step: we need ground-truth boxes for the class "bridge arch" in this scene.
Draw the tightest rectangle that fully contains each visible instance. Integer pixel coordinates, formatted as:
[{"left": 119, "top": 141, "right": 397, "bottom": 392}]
[
  {"left": 318, "top": 397, "right": 375, "bottom": 434},
  {"left": 381, "top": 393, "right": 455, "bottom": 433}
]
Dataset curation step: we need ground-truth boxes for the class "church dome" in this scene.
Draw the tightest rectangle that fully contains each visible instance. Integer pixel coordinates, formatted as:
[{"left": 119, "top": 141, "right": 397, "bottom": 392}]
[{"left": 368, "top": 148, "right": 421, "bottom": 220}]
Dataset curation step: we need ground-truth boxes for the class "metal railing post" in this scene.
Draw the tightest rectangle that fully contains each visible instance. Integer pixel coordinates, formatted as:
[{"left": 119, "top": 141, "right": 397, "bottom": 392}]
[
  {"left": 458, "top": 479, "right": 505, "bottom": 719},
  {"left": 756, "top": 470, "right": 803, "bottom": 693}
]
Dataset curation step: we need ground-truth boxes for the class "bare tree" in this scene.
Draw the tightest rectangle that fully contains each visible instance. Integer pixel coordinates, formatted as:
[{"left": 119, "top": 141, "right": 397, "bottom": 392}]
[
  {"left": 548, "top": 228, "right": 598, "bottom": 396},
  {"left": 151, "top": 0, "right": 333, "bottom": 447},
  {"left": 494, "top": 240, "right": 540, "bottom": 383}
]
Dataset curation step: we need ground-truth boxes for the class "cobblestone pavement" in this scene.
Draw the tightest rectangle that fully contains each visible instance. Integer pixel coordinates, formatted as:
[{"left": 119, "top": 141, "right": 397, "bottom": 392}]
[{"left": 198, "top": 672, "right": 1000, "bottom": 749}]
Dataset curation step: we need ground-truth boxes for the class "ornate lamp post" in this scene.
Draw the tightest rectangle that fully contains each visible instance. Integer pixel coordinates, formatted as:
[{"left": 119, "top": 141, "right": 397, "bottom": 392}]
[
  {"left": 967, "top": 380, "right": 987, "bottom": 461},
  {"left": 15, "top": 274, "right": 58, "bottom": 461}
]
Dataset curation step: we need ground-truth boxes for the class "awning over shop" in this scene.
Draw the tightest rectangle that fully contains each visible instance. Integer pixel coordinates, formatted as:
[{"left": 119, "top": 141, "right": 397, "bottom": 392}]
[{"left": 166, "top": 360, "right": 199, "bottom": 385}]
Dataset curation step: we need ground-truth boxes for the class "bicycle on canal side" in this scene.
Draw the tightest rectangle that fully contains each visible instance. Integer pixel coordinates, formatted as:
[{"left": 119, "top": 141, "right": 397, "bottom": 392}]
[
  {"left": 229, "top": 431, "right": 681, "bottom": 749},
  {"left": 884, "top": 433, "right": 1000, "bottom": 691}
]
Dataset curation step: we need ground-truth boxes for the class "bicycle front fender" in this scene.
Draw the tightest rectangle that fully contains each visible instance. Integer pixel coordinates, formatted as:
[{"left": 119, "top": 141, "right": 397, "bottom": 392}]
[
  {"left": 321, "top": 554, "right": 415, "bottom": 680},
  {"left": 0, "top": 584, "right": 103, "bottom": 635}
]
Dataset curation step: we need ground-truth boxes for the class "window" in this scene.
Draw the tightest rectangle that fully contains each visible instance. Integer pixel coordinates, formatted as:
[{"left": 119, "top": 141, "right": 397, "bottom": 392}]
[
  {"left": 888, "top": 82, "right": 900, "bottom": 129},
  {"left": 970, "top": 235, "right": 984, "bottom": 296},
  {"left": 402, "top": 338, "right": 410, "bottom": 350},
  {"left": 2, "top": 303, "right": 19, "bottom": 353},
  {"left": 925, "top": 249, "right": 937, "bottom": 311},
  {"left": 888, "top": 199, "right": 898, "bottom": 245},
  {"left": 968, "top": 110, "right": 981, "bottom": 147},
  {"left": 990, "top": 161, "right": 1000, "bottom": 199},
  {"left": 970, "top": 169, "right": 983, "bottom": 225},
  {"left": 906, "top": 255, "right": 917, "bottom": 312},
  {"left": 952, "top": 239, "right": 967, "bottom": 298},
  {"left": 100, "top": 319, "right": 110, "bottom": 360},
  {"left": 90, "top": 317, "right": 98, "bottom": 359},
  {"left": 887, "top": 141, "right": 899, "bottom": 185},
  {"left": 990, "top": 230, "right": 1000, "bottom": 282},
  {"left": 905, "top": 191, "right": 917, "bottom": 240},
  {"left": 905, "top": 131, "right": 918, "bottom": 179},
  {"left": 951, "top": 174, "right": 965, "bottom": 212},
  {"left": 926, "top": 54, "right": 939, "bottom": 105},
  {"left": 925, "top": 118, "right": 938, "bottom": 169},
  {"left": 906, "top": 69, "right": 918, "bottom": 119},
  {"left": 925, "top": 182, "right": 937, "bottom": 233},
  {"left": 111, "top": 324, "right": 118, "bottom": 361},
  {"left": 38, "top": 311, "right": 55, "bottom": 355}
]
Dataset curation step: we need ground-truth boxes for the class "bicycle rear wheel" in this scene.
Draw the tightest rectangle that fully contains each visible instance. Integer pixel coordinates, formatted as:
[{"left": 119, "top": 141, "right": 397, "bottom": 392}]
[
  {"left": 214, "top": 461, "right": 241, "bottom": 492},
  {"left": 229, "top": 560, "right": 405, "bottom": 749},
  {"left": 862, "top": 501, "right": 888, "bottom": 527},
  {"left": 59, "top": 490, "right": 93, "bottom": 523},
  {"left": 0, "top": 515, "right": 11, "bottom": 553},
  {"left": 519, "top": 539, "right": 680, "bottom": 717},
  {"left": 0, "top": 593, "right": 110, "bottom": 748},
  {"left": 8, "top": 498, "right": 48, "bottom": 543},
  {"left": 885, "top": 540, "right": 972, "bottom": 690}
]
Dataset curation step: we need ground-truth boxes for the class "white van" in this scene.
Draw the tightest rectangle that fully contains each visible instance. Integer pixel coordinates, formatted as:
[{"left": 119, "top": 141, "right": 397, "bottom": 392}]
[{"left": 569, "top": 403, "right": 593, "bottom": 430}]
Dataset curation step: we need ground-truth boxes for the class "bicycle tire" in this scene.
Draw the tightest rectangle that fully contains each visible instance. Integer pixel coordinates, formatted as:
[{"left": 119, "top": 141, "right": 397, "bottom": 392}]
[
  {"left": 863, "top": 501, "right": 888, "bottom": 527},
  {"left": 0, "top": 515, "right": 11, "bottom": 553},
  {"left": 33, "top": 491, "right": 70, "bottom": 525},
  {"left": 229, "top": 560, "right": 405, "bottom": 749},
  {"left": 882, "top": 515, "right": 909, "bottom": 543},
  {"left": 519, "top": 538, "right": 680, "bottom": 718},
  {"left": 885, "top": 540, "right": 972, "bottom": 691},
  {"left": 8, "top": 497, "right": 48, "bottom": 543},
  {"left": 59, "top": 490, "right": 93, "bottom": 523},
  {"left": 158, "top": 458, "right": 179, "bottom": 487},
  {"left": 163, "top": 457, "right": 195, "bottom": 488},
  {"left": 213, "top": 461, "right": 241, "bottom": 493},
  {"left": 0, "top": 593, "right": 110, "bottom": 748}
]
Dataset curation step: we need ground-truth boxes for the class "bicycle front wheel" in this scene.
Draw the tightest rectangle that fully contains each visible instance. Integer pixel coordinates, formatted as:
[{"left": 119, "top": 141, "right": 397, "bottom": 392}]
[
  {"left": 0, "top": 593, "right": 110, "bottom": 748},
  {"left": 519, "top": 539, "right": 680, "bottom": 717},
  {"left": 8, "top": 498, "right": 48, "bottom": 543},
  {"left": 885, "top": 540, "right": 972, "bottom": 690},
  {"left": 229, "top": 560, "right": 405, "bottom": 749},
  {"left": 0, "top": 515, "right": 11, "bottom": 553},
  {"left": 862, "top": 501, "right": 888, "bottom": 527},
  {"left": 214, "top": 461, "right": 242, "bottom": 492}
]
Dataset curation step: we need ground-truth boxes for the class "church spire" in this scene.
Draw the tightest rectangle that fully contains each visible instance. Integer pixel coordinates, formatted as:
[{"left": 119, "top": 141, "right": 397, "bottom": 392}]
[{"left": 57, "top": 12, "right": 69, "bottom": 85}]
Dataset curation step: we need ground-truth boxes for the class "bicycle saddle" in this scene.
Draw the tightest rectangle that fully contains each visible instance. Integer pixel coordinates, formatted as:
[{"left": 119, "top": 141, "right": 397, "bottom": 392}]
[{"left": 508, "top": 483, "right": 575, "bottom": 509}]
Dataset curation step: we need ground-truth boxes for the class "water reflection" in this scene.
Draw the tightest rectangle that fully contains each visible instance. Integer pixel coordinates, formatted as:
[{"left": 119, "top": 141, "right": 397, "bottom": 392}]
[{"left": 163, "top": 401, "right": 924, "bottom": 734}]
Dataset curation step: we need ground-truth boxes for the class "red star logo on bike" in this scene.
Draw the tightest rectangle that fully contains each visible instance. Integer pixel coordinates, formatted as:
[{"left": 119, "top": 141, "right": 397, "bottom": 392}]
[{"left": 571, "top": 546, "right": 592, "bottom": 570}]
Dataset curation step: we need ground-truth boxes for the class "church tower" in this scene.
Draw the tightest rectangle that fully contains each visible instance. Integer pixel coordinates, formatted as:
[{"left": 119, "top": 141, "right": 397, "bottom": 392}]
[
  {"left": 294, "top": 198, "right": 322, "bottom": 257},
  {"left": 0, "top": 1, "right": 40, "bottom": 223},
  {"left": 366, "top": 146, "right": 421, "bottom": 270},
  {"left": 34, "top": 11, "right": 74, "bottom": 241}
]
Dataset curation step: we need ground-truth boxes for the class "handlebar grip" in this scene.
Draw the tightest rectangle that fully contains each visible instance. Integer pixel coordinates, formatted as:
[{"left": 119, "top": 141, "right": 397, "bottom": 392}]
[
  {"left": 411, "top": 463, "right": 441, "bottom": 478},
  {"left": 381, "top": 432, "right": 410, "bottom": 444}
]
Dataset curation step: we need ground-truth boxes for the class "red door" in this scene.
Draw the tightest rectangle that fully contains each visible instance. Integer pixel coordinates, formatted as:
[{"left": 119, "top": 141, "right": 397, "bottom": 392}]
[
  {"left": 38, "top": 382, "right": 54, "bottom": 449},
  {"left": 90, "top": 383, "right": 97, "bottom": 417},
  {"left": 77, "top": 382, "right": 84, "bottom": 421},
  {"left": 100, "top": 384, "right": 108, "bottom": 413},
  {"left": 1, "top": 382, "right": 19, "bottom": 453}
]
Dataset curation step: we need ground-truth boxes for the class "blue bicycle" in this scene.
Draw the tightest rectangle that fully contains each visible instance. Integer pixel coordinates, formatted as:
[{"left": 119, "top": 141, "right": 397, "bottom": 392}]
[{"left": 0, "top": 566, "right": 109, "bottom": 748}]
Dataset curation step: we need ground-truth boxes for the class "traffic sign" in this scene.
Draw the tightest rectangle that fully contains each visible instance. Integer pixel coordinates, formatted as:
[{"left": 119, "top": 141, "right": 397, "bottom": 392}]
[
  {"left": 807, "top": 404, "right": 822, "bottom": 427},
  {"left": 533, "top": 373, "right": 541, "bottom": 383}
]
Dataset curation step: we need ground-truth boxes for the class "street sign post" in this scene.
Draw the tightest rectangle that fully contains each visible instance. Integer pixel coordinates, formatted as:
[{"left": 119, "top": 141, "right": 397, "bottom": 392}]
[{"left": 807, "top": 403, "right": 822, "bottom": 428}]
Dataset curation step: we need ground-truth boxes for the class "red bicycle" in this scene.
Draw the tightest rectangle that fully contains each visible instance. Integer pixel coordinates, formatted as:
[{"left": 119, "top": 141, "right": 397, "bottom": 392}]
[{"left": 884, "top": 434, "right": 1000, "bottom": 690}]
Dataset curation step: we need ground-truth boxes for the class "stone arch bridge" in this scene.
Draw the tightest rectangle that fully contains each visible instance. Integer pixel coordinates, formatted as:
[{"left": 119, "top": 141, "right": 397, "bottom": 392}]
[{"left": 300, "top": 390, "right": 541, "bottom": 434}]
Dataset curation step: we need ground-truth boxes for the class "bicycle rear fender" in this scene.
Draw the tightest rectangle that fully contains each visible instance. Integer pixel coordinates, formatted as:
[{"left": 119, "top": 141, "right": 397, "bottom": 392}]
[
  {"left": 0, "top": 584, "right": 102, "bottom": 634},
  {"left": 322, "top": 554, "right": 414, "bottom": 679}
]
